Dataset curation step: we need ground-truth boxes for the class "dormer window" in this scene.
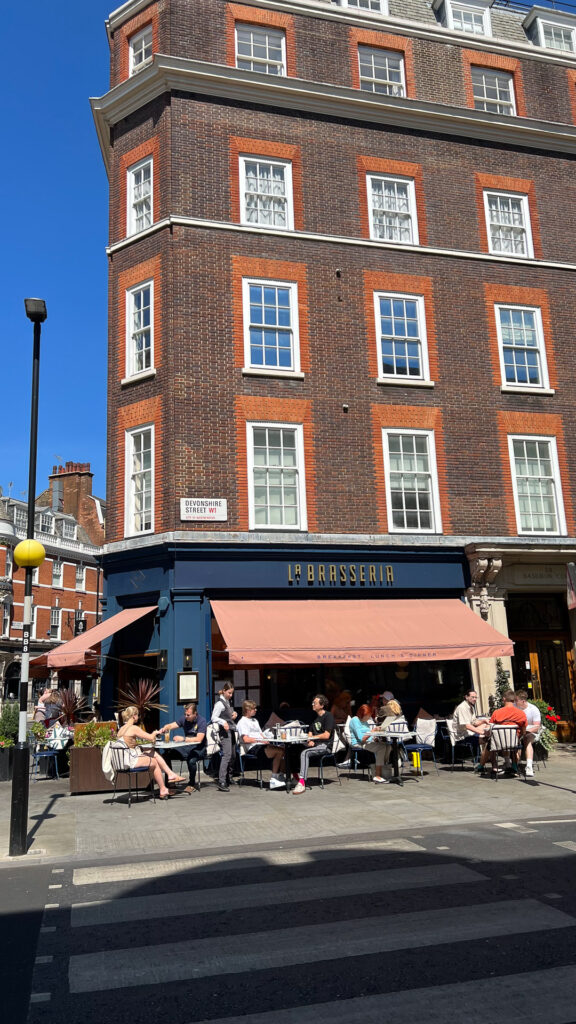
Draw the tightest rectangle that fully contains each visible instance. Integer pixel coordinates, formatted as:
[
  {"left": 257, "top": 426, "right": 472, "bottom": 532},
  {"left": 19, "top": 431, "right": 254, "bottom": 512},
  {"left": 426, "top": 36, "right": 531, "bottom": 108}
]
[
  {"left": 62, "top": 519, "right": 77, "bottom": 540},
  {"left": 129, "top": 25, "right": 153, "bottom": 74},
  {"left": 434, "top": 0, "right": 491, "bottom": 37},
  {"left": 38, "top": 513, "right": 54, "bottom": 535},
  {"left": 524, "top": 9, "right": 576, "bottom": 54},
  {"left": 331, "top": 0, "right": 388, "bottom": 12}
]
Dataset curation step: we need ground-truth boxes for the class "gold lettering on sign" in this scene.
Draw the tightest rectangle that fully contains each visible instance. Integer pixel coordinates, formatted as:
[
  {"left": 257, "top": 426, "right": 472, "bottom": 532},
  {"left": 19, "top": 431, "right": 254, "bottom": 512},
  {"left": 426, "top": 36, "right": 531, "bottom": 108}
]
[
  {"left": 369, "top": 565, "right": 376, "bottom": 583},
  {"left": 329, "top": 565, "right": 337, "bottom": 583},
  {"left": 308, "top": 564, "right": 315, "bottom": 583},
  {"left": 295, "top": 564, "right": 301, "bottom": 579},
  {"left": 386, "top": 565, "right": 394, "bottom": 583},
  {"left": 349, "top": 565, "right": 356, "bottom": 583},
  {"left": 340, "top": 565, "right": 347, "bottom": 583},
  {"left": 359, "top": 565, "right": 366, "bottom": 583},
  {"left": 288, "top": 565, "right": 294, "bottom": 583},
  {"left": 318, "top": 565, "right": 326, "bottom": 583}
]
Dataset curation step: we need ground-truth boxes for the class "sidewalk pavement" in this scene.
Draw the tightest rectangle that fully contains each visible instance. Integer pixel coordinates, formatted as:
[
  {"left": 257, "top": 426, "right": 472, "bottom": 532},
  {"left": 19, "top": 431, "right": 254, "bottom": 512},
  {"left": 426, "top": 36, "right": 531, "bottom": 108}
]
[{"left": 1, "top": 745, "right": 575, "bottom": 867}]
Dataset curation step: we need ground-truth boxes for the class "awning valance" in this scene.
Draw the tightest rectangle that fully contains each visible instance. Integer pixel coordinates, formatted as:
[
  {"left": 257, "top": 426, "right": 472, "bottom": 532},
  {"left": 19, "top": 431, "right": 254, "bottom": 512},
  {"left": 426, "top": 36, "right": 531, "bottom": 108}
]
[
  {"left": 30, "top": 605, "right": 157, "bottom": 671},
  {"left": 211, "top": 598, "right": 513, "bottom": 665}
]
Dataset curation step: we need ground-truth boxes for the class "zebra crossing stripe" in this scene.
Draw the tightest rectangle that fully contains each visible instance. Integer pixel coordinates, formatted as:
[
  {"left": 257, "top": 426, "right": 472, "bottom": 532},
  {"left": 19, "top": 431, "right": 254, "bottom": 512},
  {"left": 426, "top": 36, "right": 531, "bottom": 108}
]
[
  {"left": 184, "top": 964, "right": 576, "bottom": 1024},
  {"left": 68, "top": 899, "right": 573, "bottom": 993},
  {"left": 72, "top": 840, "right": 424, "bottom": 886},
  {"left": 71, "top": 863, "right": 486, "bottom": 928}
]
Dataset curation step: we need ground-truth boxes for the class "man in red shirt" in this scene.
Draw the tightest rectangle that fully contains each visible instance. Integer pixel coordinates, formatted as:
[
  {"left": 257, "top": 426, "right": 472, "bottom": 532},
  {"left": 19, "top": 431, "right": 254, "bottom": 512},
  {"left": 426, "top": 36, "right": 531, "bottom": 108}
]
[{"left": 478, "top": 690, "right": 527, "bottom": 776}]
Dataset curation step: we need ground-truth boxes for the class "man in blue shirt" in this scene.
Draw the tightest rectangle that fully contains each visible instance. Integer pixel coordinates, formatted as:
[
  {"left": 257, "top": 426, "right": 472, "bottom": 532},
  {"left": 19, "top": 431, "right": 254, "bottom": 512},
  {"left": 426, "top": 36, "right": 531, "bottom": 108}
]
[{"left": 164, "top": 703, "right": 207, "bottom": 793}]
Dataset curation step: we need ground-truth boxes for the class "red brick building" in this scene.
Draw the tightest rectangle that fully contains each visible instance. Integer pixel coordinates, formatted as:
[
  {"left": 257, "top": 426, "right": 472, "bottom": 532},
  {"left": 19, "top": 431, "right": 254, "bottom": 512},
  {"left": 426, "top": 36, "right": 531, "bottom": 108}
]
[
  {"left": 92, "top": 0, "right": 576, "bottom": 725},
  {"left": 0, "top": 463, "right": 104, "bottom": 700}
]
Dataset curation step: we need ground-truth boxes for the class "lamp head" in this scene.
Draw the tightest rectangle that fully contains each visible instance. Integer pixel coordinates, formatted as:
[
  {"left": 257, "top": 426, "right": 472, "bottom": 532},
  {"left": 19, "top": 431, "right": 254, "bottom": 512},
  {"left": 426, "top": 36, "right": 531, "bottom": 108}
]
[{"left": 24, "top": 298, "right": 47, "bottom": 323}]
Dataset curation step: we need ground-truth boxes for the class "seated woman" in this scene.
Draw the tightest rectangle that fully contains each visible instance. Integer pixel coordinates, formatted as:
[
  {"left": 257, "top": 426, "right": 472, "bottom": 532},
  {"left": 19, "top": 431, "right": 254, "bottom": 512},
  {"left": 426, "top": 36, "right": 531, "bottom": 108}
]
[
  {"left": 117, "top": 706, "right": 186, "bottom": 800},
  {"left": 349, "top": 704, "right": 389, "bottom": 785},
  {"left": 376, "top": 698, "right": 408, "bottom": 768}
]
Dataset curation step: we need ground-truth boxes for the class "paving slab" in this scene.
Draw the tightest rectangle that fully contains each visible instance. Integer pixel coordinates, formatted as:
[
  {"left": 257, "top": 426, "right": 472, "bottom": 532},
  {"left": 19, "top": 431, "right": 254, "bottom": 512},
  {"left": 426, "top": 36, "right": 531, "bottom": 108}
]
[{"left": 1, "top": 747, "right": 575, "bottom": 866}]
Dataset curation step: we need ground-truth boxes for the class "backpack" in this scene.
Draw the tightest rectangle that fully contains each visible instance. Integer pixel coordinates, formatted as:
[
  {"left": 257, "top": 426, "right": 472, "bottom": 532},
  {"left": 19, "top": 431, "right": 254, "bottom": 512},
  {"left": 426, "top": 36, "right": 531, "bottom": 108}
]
[{"left": 205, "top": 721, "right": 222, "bottom": 756}]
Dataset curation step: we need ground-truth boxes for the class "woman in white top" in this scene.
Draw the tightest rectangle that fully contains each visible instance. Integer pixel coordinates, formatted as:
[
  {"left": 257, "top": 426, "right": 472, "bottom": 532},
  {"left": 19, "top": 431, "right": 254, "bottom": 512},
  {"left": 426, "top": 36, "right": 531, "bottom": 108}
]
[{"left": 117, "top": 706, "right": 186, "bottom": 799}]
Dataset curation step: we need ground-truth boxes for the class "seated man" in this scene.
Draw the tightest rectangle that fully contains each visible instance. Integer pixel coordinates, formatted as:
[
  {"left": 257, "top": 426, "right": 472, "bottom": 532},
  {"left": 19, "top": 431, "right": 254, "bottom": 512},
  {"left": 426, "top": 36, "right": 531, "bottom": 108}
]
[
  {"left": 163, "top": 703, "right": 206, "bottom": 793},
  {"left": 237, "top": 700, "right": 286, "bottom": 789},
  {"left": 514, "top": 690, "right": 541, "bottom": 778},
  {"left": 479, "top": 690, "right": 527, "bottom": 776},
  {"left": 452, "top": 689, "right": 490, "bottom": 755}
]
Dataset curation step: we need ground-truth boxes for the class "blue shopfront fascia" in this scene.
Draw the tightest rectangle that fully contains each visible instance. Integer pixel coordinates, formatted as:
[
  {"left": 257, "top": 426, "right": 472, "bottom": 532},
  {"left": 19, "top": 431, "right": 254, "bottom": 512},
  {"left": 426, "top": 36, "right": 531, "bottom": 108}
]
[{"left": 100, "top": 543, "right": 469, "bottom": 722}]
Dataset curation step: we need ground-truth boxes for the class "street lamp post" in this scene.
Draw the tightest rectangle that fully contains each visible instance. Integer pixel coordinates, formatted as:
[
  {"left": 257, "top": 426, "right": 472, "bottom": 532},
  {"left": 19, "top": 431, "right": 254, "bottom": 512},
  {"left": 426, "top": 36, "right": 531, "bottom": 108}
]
[{"left": 9, "top": 298, "right": 47, "bottom": 858}]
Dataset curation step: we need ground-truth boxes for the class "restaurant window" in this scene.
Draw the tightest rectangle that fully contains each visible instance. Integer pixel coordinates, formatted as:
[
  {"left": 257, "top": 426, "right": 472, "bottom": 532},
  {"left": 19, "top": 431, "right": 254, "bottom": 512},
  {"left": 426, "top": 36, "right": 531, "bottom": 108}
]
[
  {"left": 508, "top": 436, "right": 565, "bottom": 535},
  {"left": 382, "top": 429, "right": 442, "bottom": 533},
  {"left": 247, "top": 423, "right": 307, "bottom": 530}
]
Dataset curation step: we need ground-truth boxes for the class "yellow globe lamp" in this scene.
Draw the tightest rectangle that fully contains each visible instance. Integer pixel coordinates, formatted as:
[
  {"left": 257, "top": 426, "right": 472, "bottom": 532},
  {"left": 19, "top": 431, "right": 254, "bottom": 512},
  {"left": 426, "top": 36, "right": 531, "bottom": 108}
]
[{"left": 13, "top": 539, "right": 46, "bottom": 569}]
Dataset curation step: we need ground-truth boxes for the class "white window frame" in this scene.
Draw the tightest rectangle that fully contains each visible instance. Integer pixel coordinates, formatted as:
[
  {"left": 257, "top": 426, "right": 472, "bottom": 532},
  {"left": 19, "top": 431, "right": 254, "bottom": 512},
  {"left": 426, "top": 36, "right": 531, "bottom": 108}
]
[
  {"left": 125, "top": 424, "right": 155, "bottom": 537},
  {"left": 239, "top": 155, "right": 294, "bottom": 230},
  {"left": 382, "top": 428, "right": 442, "bottom": 534},
  {"left": 49, "top": 606, "right": 61, "bottom": 641},
  {"left": 1, "top": 599, "right": 10, "bottom": 637},
  {"left": 483, "top": 190, "right": 533, "bottom": 259},
  {"left": 127, "top": 157, "right": 153, "bottom": 236},
  {"left": 76, "top": 564, "right": 86, "bottom": 591},
  {"left": 358, "top": 46, "right": 406, "bottom": 96},
  {"left": 14, "top": 507, "right": 27, "bottom": 532},
  {"left": 52, "top": 560, "right": 63, "bottom": 588},
  {"left": 495, "top": 304, "right": 549, "bottom": 392},
  {"left": 374, "top": 292, "right": 430, "bottom": 384},
  {"left": 61, "top": 519, "right": 77, "bottom": 540},
  {"left": 74, "top": 608, "right": 86, "bottom": 634},
  {"left": 126, "top": 279, "right": 154, "bottom": 378},
  {"left": 333, "top": 0, "right": 388, "bottom": 13},
  {"left": 436, "top": 0, "right": 491, "bottom": 36},
  {"left": 5, "top": 548, "right": 12, "bottom": 580},
  {"left": 471, "top": 67, "right": 516, "bottom": 116},
  {"left": 38, "top": 513, "right": 53, "bottom": 535},
  {"left": 235, "top": 24, "right": 286, "bottom": 76},
  {"left": 367, "top": 173, "right": 419, "bottom": 245},
  {"left": 508, "top": 435, "right": 566, "bottom": 536},
  {"left": 242, "top": 279, "right": 300, "bottom": 375},
  {"left": 31, "top": 567, "right": 39, "bottom": 586},
  {"left": 129, "top": 25, "right": 153, "bottom": 74},
  {"left": 247, "top": 422, "right": 307, "bottom": 531}
]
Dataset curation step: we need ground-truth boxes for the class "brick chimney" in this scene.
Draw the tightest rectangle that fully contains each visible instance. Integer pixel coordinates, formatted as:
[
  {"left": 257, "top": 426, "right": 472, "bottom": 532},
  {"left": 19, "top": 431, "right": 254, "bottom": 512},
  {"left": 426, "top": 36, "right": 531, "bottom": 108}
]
[{"left": 47, "top": 462, "right": 104, "bottom": 546}]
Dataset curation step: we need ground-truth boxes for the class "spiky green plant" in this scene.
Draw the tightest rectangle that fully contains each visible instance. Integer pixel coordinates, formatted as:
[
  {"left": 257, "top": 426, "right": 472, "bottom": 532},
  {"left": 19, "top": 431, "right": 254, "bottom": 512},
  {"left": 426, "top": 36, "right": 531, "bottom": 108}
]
[{"left": 116, "top": 678, "right": 167, "bottom": 730}]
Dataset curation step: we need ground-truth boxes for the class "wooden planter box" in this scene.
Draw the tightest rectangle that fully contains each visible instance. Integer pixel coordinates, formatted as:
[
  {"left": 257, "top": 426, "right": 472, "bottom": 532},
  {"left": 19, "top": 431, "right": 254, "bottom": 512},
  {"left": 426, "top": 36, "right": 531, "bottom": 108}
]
[
  {"left": 69, "top": 746, "right": 151, "bottom": 795},
  {"left": 0, "top": 748, "right": 14, "bottom": 782}
]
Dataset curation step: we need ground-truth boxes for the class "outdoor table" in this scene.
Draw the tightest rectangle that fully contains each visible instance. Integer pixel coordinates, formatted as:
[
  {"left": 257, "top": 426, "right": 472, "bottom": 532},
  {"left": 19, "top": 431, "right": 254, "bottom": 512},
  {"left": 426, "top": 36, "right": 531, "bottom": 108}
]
[
  {"left": 265, "top": 733, "right": 311, "bottom": 794},
  {"left": 153, "top": 738, "right": 206, "bottom": 790},
  {"left": 370, "top": 729, "right": 416, "bottom": 786}
]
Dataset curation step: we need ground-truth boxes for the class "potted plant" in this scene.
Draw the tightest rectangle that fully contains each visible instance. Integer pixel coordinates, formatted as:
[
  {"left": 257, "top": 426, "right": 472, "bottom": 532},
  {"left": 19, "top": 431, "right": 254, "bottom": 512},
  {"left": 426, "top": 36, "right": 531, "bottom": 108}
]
[
  {"left": 69, "top": 721, "right": 118, "bottom": 794},
  {"left": 117, "top": 678, "right": 167, "bottom": 731},
  {"left": 0, "top": 702, "right": 18, "bottom": 781},
  {"left": 529, "top": 698, "right": 560, "bottom": 759}
]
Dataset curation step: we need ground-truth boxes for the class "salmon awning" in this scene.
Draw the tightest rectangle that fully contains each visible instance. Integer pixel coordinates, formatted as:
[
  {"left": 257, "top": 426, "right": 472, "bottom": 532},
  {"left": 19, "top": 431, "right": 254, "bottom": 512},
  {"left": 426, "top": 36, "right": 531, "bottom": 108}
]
[
  {"left": 30, "top": 605, "right": 157, "bottom": 671},
  {"left": 211, "top": 599, "right": 513, "bottom": 664}
]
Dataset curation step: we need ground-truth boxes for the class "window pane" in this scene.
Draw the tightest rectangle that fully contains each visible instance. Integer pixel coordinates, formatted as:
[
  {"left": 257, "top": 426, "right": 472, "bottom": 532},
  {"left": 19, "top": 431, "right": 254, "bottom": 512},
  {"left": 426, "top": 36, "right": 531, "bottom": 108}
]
[
  {"left": 472, "top": 68, "right": 514, "bottom": 115},
  {"left": 251, "top": 426, "right": 301, "bottom": 528},
  {"left": 499, "top": 306, "right": 542, "bottom": 387},
  {"left": 247, "top": 282, "right": 294, "bottom": 370},
  {"left": 512, "top": 438, "right": 559, "bottom": 533},
  {"left": 359, "top": 46, "right": 405, "bottom": 96},
  {"left": 378, "top": 295, "right": 423, "bottom": 377},
  {"left": 487, "top": 192, "right": 528, "bottom": 255},
  {"left": 236, "top": 26, "right": 285, "bottom": 75},
  {"left": 370, "top": 177, "right": 414, "bottom": 242},
  {"left": 386, "top": 433, "right": 437, "bottom": 531},
  {"left": 243, "top": 159, "right": 288, "bottom": 227}
]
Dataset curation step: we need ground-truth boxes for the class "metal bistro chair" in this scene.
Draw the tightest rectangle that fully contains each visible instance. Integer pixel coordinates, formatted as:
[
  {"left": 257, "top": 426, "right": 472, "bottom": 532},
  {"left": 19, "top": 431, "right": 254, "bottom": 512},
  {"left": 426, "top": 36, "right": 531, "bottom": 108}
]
[
  {"left": 109, "top": 741, "right": 156, "bottom": 807},
  {"left": 403, "top": 719, "right": 439, "bottom": 776},
  {"left": 307, "top": 730, "right": 346, "bottom": 789},
  {"left": 29, "top": 735, "right": 59, "bottom": 781},
  {"left": 489, "top": 725, "right": 521, "bottom": 779},
  {"left": 236, "top": 740, "right": 267, "bottom": 789},
  {"left": 382, "top": 719, "right": 411, "bottom": 777},
  {"left": 445, "top": 719, "right": 479, "bottom": 770}
]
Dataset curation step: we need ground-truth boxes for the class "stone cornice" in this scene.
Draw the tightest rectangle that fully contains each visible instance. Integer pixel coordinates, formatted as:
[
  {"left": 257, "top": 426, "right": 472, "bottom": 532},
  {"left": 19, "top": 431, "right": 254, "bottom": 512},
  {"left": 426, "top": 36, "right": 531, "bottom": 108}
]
[
  {"left": 105, "top": 0, "right": 576, "bottom": 69},
  {"left": 90, "top": 54, "right": 576, "bottom": 176},
  {"left": 105, "top": 212, "right": 576, "bottom": 276}
]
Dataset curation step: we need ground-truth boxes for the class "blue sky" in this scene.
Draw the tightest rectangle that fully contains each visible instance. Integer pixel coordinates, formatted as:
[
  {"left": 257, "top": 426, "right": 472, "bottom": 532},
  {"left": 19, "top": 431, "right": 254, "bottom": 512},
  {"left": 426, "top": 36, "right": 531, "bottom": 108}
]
[
  {"left": 1, "top": 2, "right": 112, "bottom": 503},
  {"left": 0, "top": 0, "right": 571, "bottom": 505}
]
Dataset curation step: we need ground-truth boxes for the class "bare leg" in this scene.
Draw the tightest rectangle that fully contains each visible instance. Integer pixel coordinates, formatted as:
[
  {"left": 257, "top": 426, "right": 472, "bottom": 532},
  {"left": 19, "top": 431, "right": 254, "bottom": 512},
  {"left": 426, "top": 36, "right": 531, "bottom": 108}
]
[
  {"left": 150, "top": 751, "right": 186, "bottom": 781},
  {"left": 135, "top": 754, "right": 169, "bottom": 796},
  {"left": 266, "top": 746, "right": 285, "bottom": 774}
]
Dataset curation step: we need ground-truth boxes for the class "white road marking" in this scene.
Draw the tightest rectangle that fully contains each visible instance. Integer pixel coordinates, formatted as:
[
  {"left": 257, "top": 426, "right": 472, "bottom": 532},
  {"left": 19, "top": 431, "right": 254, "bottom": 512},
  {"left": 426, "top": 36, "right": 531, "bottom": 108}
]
[
  {"left": 494, "top": 823, "right": 538, "bottom": 833},
  {"left": 183, "top": 965, "right": 576, "bottom": 1024},
  {"left": 48, "top": 884, "right": 62, "bottom": 890},
  {"left": 69, "top": 900, "right": 573, "bottom": 993},
  {"left": 71, "top": 863, "right": 485, "bottom": 928},
  {"left": 554, "top": 841, "right": 576, "bottom": 851},
  {"left": 72, "top": 840, "right": 424, "bottom": 886},
  {"left": 528, "top": 819, "right": 576, "bottom": 824}
]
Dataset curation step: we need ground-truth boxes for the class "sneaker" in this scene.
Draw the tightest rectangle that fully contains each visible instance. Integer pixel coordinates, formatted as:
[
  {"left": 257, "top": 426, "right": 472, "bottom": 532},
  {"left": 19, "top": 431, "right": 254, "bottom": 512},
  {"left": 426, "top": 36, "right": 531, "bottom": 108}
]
[
  {"left": 217, "top": 784, "right": 230, "bottom": 792},
  {"left": 525, "top": 764, "right": 534, "bottom": 777},
  {"left": 491, "top": 768, "right": 505, "bottom": 777},
  {"left": 292, "top": 781, "right": 306, "bottom": 794},
  {"left": 269, "top": 776, "right": 286, "bottom": 790},
  {"left": 373, "top": 776, "right": 389, "bottom": 784}
]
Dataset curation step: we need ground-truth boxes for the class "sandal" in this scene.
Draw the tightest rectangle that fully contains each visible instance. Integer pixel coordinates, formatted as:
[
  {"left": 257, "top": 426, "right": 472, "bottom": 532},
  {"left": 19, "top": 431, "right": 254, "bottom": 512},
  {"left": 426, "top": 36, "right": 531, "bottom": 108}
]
[{"left": 167, "top": 774, "right": 186, "bottom": 784}]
